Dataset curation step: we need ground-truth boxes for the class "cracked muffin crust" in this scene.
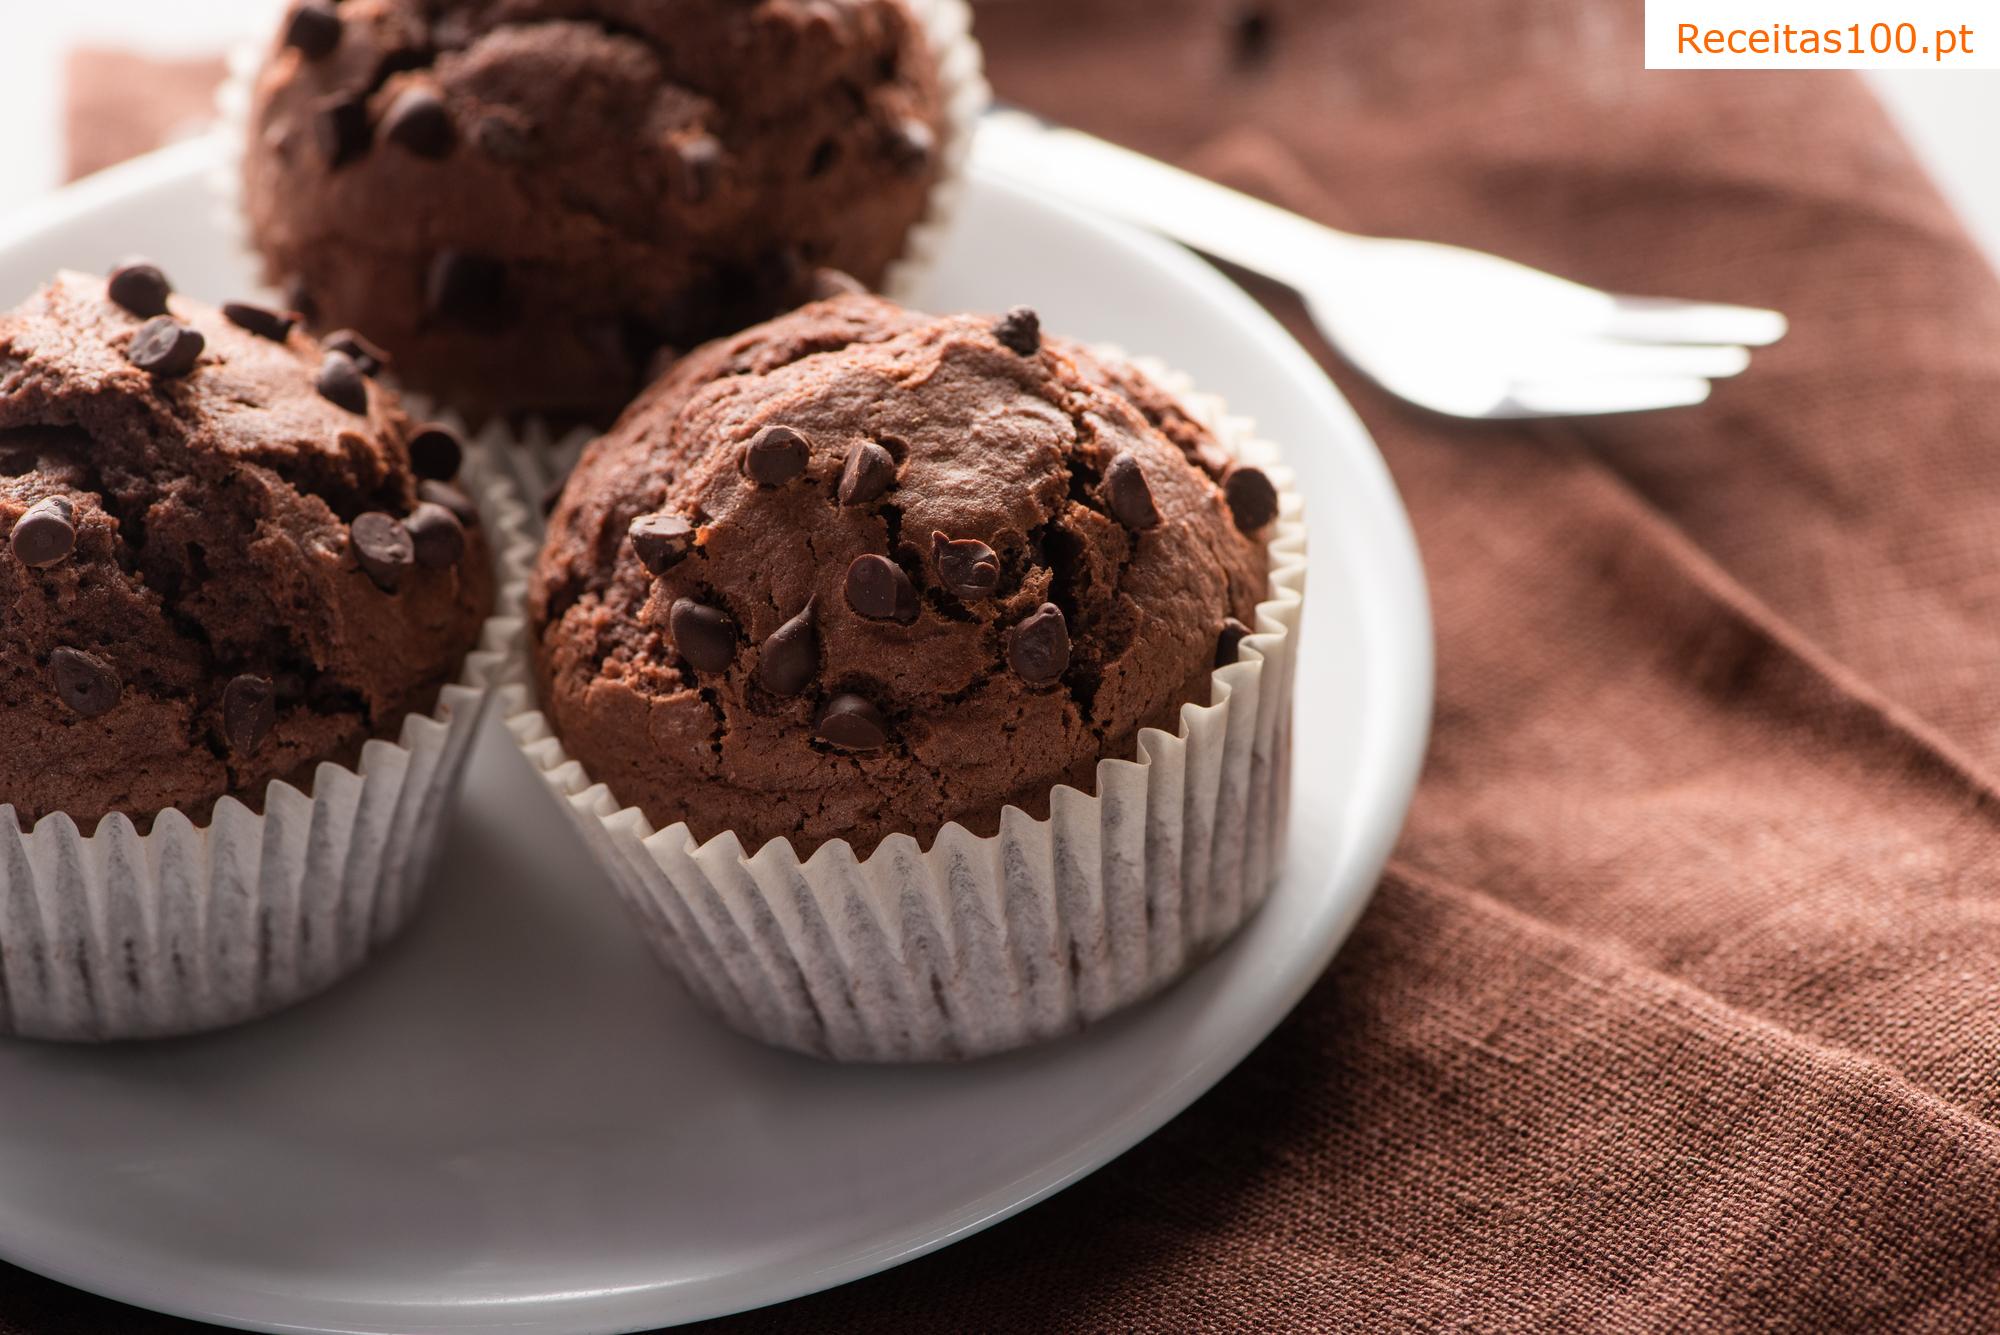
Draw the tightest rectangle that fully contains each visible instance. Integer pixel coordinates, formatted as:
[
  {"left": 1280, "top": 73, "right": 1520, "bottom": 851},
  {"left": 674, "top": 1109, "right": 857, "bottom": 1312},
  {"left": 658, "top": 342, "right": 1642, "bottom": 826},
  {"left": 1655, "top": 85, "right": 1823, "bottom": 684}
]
[
  {"left": 242, "top": 0, "right": 950, "bottom": 422},
  {"left": 0, "top": 269, "right": 493, "bottom": 829},
  {"left": 531, "top": 294, "right": 1274, "bottom": 857}
]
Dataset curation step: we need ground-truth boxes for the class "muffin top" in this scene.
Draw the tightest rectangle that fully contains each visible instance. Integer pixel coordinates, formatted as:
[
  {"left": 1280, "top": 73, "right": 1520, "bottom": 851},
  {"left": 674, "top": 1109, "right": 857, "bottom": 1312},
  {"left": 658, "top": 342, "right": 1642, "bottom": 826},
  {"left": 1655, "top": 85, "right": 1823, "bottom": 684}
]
[
  {"left": 532, "top": 295, "right": 1274, "bottom": 856},
  {"left": 0, "top": 268, "right": 493, "bottom": 829},
  {"left": 244, "top": 0, "right": 949, "bottom": 421}
]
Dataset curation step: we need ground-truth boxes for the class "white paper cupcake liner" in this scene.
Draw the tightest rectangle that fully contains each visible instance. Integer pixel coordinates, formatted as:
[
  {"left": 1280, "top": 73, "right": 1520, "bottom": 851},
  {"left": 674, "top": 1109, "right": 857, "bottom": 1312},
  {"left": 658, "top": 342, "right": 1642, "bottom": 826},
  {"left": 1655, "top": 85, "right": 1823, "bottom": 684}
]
[
  {"left": 0, "top": 433, "right": 536, "bottom": 1042},
  {"left": 504, "top": 355, "right": 1305, "bottom": 1062}
]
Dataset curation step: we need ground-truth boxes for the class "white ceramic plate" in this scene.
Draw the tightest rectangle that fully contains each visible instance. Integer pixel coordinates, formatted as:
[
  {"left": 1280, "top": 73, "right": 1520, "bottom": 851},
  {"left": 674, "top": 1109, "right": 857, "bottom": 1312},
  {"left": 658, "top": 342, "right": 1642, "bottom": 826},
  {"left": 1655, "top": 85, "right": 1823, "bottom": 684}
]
[{"left": 0, "top": 136, "right": 1432, "bottom": 1335}]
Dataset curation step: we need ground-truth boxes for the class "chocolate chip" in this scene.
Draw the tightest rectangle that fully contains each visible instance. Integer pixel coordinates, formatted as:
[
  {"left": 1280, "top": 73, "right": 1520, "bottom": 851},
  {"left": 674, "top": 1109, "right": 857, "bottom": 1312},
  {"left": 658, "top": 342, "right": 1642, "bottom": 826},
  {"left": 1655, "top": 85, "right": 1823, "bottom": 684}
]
[
  {"left": 221, "top": 674, "right": 276, "bottom": 754},
  {"left": 1231, "top": 3, "right": 1274, "bottom": 66},
  {"left": 473, "top": 114, "right": 538, "bottom": 163},
  {"left": 1216, "top": 617, "right": 1253, "bottom": 667},
  {"left": 629, "top": 512, "right": 695, "bottom": 575},
  {"left": 1009, "top": 603, "right": 1070, "bottom": 684},
  {"left": 315, "top": 94, "right": 372, "bottom": 169},
  {"left": 126, "top": 317, "right": 204, "bottom": 378},
  {"left": 742, "top": 425, "right": 810, "bottom": 487},
  {"left": 223, "top": 301, "right": 295, "bottom": 342},
  {"left": 315, "top": 350, "right": 369, "bottom": 413},
  {"left": 837, "top": 441, "right": 896, "bottom": 505},
  {"left": 324, "top": 328, "right": 388, "bottom": 375},
  {"left": 426, "top": 250, "right": 506, "bottom": 322},
  {"left": 407, "top": 423, "right": 462, "bottom": 480},
  {"left": 1105, "top": 454, "right": 1160, "bottom": 530},
  {"left": 1223, "top": 466, "right": 1279, "bottom": 532},
  {"left": 673, "top": 134, "right": 721, "bottom": 204},
  {"left": 51, "top": 647, "right": 118, "bottom": 717},
  {"left": 993, "top": 306, "right": 1041, "bottom": 356},
  {"left": 383, "top": 86, "right": 455, "bottom": 158},
  {"left": 351, "top": 511, "right": 414, "bottom": 591},
  {"left": 11, "top": 497, "right": 75, "bottom": 568},
  {"left": 419, "top": 479, "right": 479, "bottom": 527},
  {"left": 932, "top": 531, "right": 999, "bottom": 600},
  {"left": 283, "top": 1, "right": 342, "bottom": 59},
  {"left": 815, "top": 693, "right": 888, "bottom": 751},
  {"left": 283, "top": 276, "right": 318, "bottom": 323},
  {"left": 407, "top": 501, "right": 465, "bottom": 569},
  {"left": 846, "top": 554, "right": 919, "bottom": 624},
  {"left": 757, "top": 597, "right": 818, "bottom": 696},
  {"left": 107, "top": 260, "right": 170, "bottom": 318},
  {"left": 809, "top": 268, "right": 866, "bottom": 300},
  {"left": 670, "top": 597, "right": 736, "bottom": 673},
  {"left": 886, "top": 117, "right": 935, "bottom": 174}
]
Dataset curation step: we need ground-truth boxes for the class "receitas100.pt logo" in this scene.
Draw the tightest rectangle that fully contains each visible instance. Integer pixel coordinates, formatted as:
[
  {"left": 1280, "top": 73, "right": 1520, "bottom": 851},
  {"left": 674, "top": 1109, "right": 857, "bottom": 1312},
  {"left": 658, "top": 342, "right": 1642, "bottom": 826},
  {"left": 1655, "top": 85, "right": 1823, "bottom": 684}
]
[{"left": 1646, "top": 0, "right": 1995, "bottom": 65}]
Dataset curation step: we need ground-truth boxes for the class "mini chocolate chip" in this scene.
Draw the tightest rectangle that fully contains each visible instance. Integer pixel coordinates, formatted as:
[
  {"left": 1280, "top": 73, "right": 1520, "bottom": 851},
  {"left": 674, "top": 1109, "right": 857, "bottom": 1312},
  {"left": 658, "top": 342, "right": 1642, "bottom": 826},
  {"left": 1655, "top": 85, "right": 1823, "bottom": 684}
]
[
  {"left": 932, "top": 531, "right": 999, "bottom": 600},
  {"left": 407, "top": 423, "right": 463, "bottom": 480},
  {"left": 673, "top": 134, "right": 722, "bottom": 204},
  {"left": 351, "top": 511, "right": 414, "bottom": 591},
  {"left": 51, "top": 647, "right": 118, "bottom": 717},
  {"left": 315, "top": 94, "right": 372, "bottom": 168},
  {"left": 742, "top": 425, "right": 810, "bottom": 487},
  {"left": 126, "top": 317, "right": 204, "bottom": 378},
  {"left": 426, "top": 250, "right": 506, "bottom": 322},
  {"left": 323, "top": 328, "right": 388, "bottom": 375},
  {"left": 815, "top": 693, "right": 888, "bottom": 751},
  {"left": 11, "top": 497, "right": 75, "bottom": 568},
  {"left": 629, "top": 512, "right": 695, "bottom": 575},
  {"left": 1009, "top": 603, "right": 1070, "bottom": 684},
  {"left": 1223, "top": 466, "right": 1279, "bottom": 532},
  {"left": 283, "top": 275, "right": 318, "bottom": 323},
  {"left": 419, "top": 479, "right": 479, "bottom": 527},
  {"left": 107, "top": 260, "right": 170, "bottom": 318},
  {"left": 837, "top": 441, "right": 897, "bottom": 505},
  {"left": 1105, "top": 454, "right": 1160, "bottom": 530},
  {"left": 670, "top": 598, "right": 736, "bottom": 673},
  {"left": 993, "top": 306, "right": 1041, "bottom": 356},
  {"left": 283, "top": 1, "right": 342, "bottom": 59},
  {"left": 407, "top": 501, "right": 465, "bottom": 569},
  {"left": 1215, "top": 617, "right": 1254, "bottom": 667},
  {"left": 886, "top": 117, "right": 936, "bottom": 174},
  {"left": 757, "top": 597, "right": 818, "bottom": 696},
  {"left": 809, "top": 268, "right": 866, "bottom": 299},
  {"left": 473, "top": 114, "right": 538, "bottom": 163},
  {"left": 845, "top": 554, "right": 919, "bottom": 624},
  {"left": 384, "top": 87, "right": 456, "bottom": 158},
  {"left": 315, "top": 350, "right": 369, "bottom": 413},
  {"left": 223, "top": 301, "right": 295, "bottom": 342},
  {"left": 1231, "top": 4, "right": 1274, "bottom": 65},
  {"left": 222, "top": 674, "right": 277, "bottom": 754}
]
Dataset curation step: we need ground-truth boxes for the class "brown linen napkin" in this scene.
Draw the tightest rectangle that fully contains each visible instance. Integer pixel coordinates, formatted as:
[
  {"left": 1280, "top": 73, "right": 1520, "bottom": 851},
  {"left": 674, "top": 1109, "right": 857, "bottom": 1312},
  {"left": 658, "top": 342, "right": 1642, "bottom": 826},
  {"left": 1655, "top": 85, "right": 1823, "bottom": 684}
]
[
  {"left": 62, "top": 49, "right": 228, "bottom": 183},
  {"left": 12, "top": 3, "right": 2000, "bottom": 1329}
]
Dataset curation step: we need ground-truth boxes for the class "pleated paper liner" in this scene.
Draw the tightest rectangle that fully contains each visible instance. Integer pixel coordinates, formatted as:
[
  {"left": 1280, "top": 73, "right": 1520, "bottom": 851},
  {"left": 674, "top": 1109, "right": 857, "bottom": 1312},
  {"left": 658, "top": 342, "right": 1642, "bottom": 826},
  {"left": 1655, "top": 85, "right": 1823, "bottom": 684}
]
[
  {"left": 0, "top": 431, "right": 536, "bottom": 1041},
  {"left": 505, "top": 356, "right": 1305, "bottom": 1061}
]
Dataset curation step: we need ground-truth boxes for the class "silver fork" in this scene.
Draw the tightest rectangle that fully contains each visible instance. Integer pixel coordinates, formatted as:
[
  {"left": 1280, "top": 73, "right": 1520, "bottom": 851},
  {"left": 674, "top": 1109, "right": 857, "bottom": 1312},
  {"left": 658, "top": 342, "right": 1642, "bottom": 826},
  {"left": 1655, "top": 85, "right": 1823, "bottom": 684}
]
[{"left": 973, "top": 112, "right": 1787, "bottom": 419}]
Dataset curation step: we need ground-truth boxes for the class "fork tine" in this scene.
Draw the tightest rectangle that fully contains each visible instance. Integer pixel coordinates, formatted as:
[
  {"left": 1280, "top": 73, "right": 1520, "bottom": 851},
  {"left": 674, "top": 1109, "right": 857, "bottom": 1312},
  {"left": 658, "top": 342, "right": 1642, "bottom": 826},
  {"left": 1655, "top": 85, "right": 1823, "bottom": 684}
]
[
  {"left": 1507, "top": 341, "right": 1753, "bottom": 381},
  {"left": 1600, "top": 297, "right": 1788, "bottom": 348},
  {"left": 1498, "top": 376, "right": 1713, "bottom": 417}
]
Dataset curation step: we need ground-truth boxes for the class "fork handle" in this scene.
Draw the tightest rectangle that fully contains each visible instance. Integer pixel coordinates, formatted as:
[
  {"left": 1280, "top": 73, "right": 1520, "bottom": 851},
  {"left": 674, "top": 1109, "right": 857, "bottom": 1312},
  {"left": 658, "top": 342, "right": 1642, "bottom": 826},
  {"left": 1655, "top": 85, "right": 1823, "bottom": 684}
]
[{"left": 972, "top": 112, "right": 1360, "bottom": 286}]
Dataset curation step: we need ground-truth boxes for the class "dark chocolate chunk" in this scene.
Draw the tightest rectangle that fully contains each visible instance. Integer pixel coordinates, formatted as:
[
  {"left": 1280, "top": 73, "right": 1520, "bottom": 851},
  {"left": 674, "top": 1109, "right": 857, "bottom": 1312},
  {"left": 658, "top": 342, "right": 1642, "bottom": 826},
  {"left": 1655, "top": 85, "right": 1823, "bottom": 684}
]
[
  {"left": 1215, "top": 616, "right": 1254, "bottom": 667},
  {"left": 51, "top": 647, "right": 119, "bottom": 717},
  {"left": 383, "top": 87, "right": 456, "bottom": 158},
  {"left": 11, "top": 497, "right": 75, "bottom": 568},
  {"left": 629, "top": 512, "right": 695, "bottom": 575},
  {"left": 1008, "top": 603, "right": 1070, "bottom": 684},
  {"left": 315, "top": 350, "right": 369, "bottom": 413},
  {"left": 742, "top": 425, "right": 810, "bottom": 487},
  {"left": 407, "top": 423, "right": 463, "bottom": 480},
  {"left": 757, "top": 597, "right": 818, "bottom": 697},
  {"left": 845, "top": 554, "right": 919, "bottom": 624},
  {"left": 815, "top": 693, "right": 888, "bottom": 751},
  {"left": 283, "top": 1, "right": 342, "bottom": 59},
  {"left": 221, "top": 674, "right": 277, "bottom": 754},
  {"left": 106, "top": 260, "right": 170, "bottom": 318},
  {"left": 932, "top": 531, "right": 999, "bottom": 600},
  {"left": 1105, "top": 454, "right": 1161, "bottom": 530},
  {"left": 223, "top": 301, "right": 296, "bottom": 342},
  {"left": 1223, "top": 466, "right": 1279, "bottom": 532},
  {"left": 324, "top": 328, "right": 388, "bottom": 375},
  {"left": 886, "top": 117, "right": 935, "bottom": 174},
  {"left": 670, "top": 598, "right": 737, "bottom": 673},
  {"left": 315, "top": 95, "right": 372, "bottom": 169},
  {"left": 673, "top": 134, "right": 722, "bottom": 204},
  {"left": 809, "top": 268, "right": 866, "bottom": 299},
  {"left": 426, "top": 250, "right": 506, "bottom": 322},
  {"left": 126, "top": 317, "right": 204, "bottom": 378},
  {"left": 993, "top": 306, "right": 1041, "bottom": 356},
  {"left": 419, "top": 479, "right": 479, "bottom": 527},
  {"left": 837, "top": 440, "right": 896, "bottom": 505},
  {"left": 351, "top": 511, "right": 415, "bottom": 591},
  {"left": 407, "top": 501, "right": 466, "bottom": 569}
]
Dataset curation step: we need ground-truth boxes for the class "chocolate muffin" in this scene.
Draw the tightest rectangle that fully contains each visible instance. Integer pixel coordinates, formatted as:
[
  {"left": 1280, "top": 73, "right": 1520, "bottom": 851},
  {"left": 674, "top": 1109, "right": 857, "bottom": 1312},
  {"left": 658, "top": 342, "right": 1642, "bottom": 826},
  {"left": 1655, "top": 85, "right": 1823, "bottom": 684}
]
[
  {"left": 0, "top": 268, "right": 492, "bottom": 829},
  {"left": 241, "top": 0, "right": 952, "bottom": 422},
  {"left": 531, "top": 295, "right": 1274, "bottom": 857}
]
